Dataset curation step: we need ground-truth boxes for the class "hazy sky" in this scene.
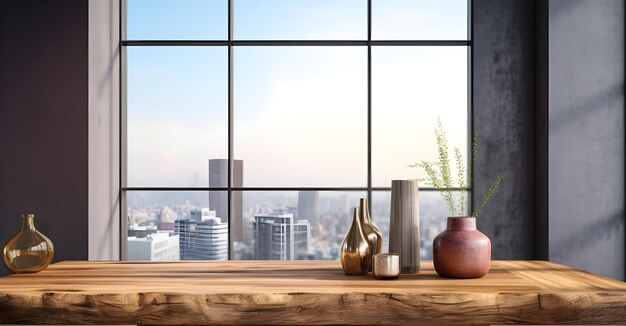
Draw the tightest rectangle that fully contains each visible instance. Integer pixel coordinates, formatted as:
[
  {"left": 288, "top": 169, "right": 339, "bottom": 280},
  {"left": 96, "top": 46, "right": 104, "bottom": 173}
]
[{"left": 125, "top": 0, "right": 469, "bottom": 188}]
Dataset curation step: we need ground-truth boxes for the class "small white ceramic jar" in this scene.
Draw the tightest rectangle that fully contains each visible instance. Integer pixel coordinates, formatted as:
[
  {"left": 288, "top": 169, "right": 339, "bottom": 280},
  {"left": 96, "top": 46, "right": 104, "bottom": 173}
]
[{"left": 373, "top": 253, "right": 400, "bottom": 279}]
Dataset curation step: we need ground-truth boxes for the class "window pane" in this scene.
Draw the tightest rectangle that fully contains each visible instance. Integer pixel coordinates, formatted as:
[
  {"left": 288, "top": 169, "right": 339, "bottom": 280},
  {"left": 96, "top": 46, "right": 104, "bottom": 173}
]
[
  {"left": 127, "top": 47, "right": 228, "bottom": 187},
  {"left": 372, "top": 0, "right": 468, "bottom": 40},
  {"left": 126, "top": 0, "right": 227, "bottom": 40},
  {"left": 234, "top": 47, "right": 367, "bottom": 187},
  {"left": 234, "top": 0, "right": 367, "bottom": 40},
  {"left": 372, "top": 191, "right": 465, "bottom": 259},
  {"left": 126, "top": 191, "right": 228, "bottom": 261},
  {"left": 233, "top": 191, "right": 366, "bottom": 260},
  {"left": 372, "top": 46, "right": 468, "bottom": 187}
]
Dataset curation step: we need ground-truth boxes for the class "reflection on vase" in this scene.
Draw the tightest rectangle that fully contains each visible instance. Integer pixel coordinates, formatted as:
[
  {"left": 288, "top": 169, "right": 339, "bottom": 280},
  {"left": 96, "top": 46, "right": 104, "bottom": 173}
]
[
  {"left": 359, "top": 198, "right": 382, "bottom": 272},
  {"left": 3, "top": 213, "right": 54, "bottom": 273},
  {"left": 340, "top": 207, "right": 371, "bottom": 275}
]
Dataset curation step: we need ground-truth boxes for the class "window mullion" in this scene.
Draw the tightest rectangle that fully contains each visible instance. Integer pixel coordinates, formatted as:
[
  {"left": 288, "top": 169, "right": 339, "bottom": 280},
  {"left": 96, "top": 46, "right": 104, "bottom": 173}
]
[
  {"left": 366, "top": 0, "right": 372, "bottom": 207},
  {"left": 227, "top": 0, "right": 234, "bottom": 260}
]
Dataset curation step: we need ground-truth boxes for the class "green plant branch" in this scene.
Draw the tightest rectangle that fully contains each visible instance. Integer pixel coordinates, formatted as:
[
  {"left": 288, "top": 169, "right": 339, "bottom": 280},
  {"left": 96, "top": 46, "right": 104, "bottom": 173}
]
[
  {"left": 472, "top": 175, "right": 503, "bottom": 217},
  {"left": 434, "top": 117, "right": 456, "bottom": 216},
  {"left": 454, "top": 147, "right": 466, "bottom": 215},
  {"left": 409, "top": 117, "right": 502, "bottom": 218},
  {"left": 409, "top": 161, "right": 442, "bottom": 189}
]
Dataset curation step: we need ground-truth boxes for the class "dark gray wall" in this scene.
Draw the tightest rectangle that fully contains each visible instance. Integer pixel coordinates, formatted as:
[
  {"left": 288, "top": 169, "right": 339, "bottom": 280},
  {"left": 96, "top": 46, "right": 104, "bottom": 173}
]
[
  {"left": 0, "top": 0, "right": 88, "bottom": 275},
  {"left": 473, "top": 0, "right": 536, "bottom": 259},
  {"left": 548, "top": 0, "right": 625, "bottom": 280},
  {"left": 474, "top": 0, "right": 625, "bottom": 280}
]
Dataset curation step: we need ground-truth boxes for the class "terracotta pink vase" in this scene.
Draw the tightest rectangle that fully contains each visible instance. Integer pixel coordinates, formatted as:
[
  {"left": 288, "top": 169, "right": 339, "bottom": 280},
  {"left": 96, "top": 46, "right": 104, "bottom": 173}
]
[{"left": 433, "top": 217, "right": 491, "bottom": 278}]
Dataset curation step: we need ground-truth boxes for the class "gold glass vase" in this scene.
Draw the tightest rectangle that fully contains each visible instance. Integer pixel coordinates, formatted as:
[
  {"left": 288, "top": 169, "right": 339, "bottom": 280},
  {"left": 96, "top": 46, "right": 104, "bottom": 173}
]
[
  {"left": 340, "top": 207, "right": 371, "bottom": 275},
  {"left": 359, "top": 198, "right": 383, "bottom": 272},
  {"left": 3, "top": 213, "right": 54, "bottom": 273}
]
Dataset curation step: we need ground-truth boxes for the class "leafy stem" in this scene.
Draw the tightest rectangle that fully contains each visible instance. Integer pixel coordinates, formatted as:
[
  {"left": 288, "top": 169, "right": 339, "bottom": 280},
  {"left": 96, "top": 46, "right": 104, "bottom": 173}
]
[
  {"left": 454, "top": 147, "right": 466, "bottom": 215},
  {"left": 409, "top": 117, "right": 502, "bottom": 218},
  {"left": 473, "top": 175, "right": 503, "bottom": 217}
]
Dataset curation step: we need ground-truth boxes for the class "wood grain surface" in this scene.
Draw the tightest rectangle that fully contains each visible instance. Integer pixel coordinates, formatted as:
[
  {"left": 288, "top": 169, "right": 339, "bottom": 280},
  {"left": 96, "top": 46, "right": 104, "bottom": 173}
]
[{"left": 0, "top": 260, "right": 625, "bottom": 325}]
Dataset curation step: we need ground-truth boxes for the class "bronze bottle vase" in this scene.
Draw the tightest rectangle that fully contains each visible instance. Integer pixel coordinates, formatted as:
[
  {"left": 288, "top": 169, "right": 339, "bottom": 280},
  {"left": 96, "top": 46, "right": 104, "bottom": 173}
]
[
  {"left": 340, "top": 207, "right": 371, "bottom": 275},
  {"left": 3, "top": 213, "right": 54, "bottom": 273},
  {"left": 358, "top": 198, "right": 383, "bottom": 272}
]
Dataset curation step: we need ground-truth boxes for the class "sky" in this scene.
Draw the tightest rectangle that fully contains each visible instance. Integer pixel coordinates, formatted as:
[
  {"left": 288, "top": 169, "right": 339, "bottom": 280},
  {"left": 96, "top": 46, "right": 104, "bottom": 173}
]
[{"left": 125, "top": 0, "right": 469, "bottom": 188}]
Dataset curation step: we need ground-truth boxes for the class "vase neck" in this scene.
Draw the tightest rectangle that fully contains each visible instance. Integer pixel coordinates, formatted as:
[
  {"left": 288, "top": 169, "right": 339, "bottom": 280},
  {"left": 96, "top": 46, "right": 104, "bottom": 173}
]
[
  {"left": 359, "top": 198, "right": 372, "bottom": 224},
  {"left": 351, "top": 207, "right": 365, "bottom": 230},
  {"left": 447, "top": 217, "right": 476, "bottom": 231},
  {"left": 21, "top": 214, "right": 36, "bottom": 230}
]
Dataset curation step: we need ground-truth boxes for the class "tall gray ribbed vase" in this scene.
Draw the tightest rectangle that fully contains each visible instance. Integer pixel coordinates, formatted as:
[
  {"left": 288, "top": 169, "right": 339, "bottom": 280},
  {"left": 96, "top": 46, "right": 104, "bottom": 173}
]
[{"left": 389, "top": 180, "right": 420, "bottom": 274}]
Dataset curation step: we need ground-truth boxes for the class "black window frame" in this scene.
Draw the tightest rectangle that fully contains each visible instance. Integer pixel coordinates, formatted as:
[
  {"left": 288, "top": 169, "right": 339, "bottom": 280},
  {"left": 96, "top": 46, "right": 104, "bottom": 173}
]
[{"left": 119, "top": 0, "right": 473, "bottom": 260}]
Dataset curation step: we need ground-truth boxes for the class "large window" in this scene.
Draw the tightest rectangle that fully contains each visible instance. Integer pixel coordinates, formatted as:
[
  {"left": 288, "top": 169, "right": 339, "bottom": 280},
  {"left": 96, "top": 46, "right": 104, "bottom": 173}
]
[{"left": 122, "top": 0, "right": 470, "bottom": 261}]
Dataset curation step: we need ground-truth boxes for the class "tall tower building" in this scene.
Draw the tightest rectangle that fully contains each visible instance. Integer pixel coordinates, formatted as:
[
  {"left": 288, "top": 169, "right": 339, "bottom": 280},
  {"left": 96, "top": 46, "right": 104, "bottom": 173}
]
[
  {"left": 175, "top": 219, "right": 194, "bottom": 260},
  {"left": 175, "top": 210, "right": 228, "bottom": 260},
  {"left": 298, "top": 191, "right": 320, "bottom": 223},
  {"left": 254, "top": 213, "right": 294, "bottom": 260},
  {"left": 253, "top": 213, "right": 310, "bottom": 260},
  {"left": 209, "top": 159, "right": 244, "bottom": 243},
  {"left": 195, "top": 217, "right": 228, "bottom": 260},
  {"left": 293, "top": 220, "right": 310, "bottom": 260}
]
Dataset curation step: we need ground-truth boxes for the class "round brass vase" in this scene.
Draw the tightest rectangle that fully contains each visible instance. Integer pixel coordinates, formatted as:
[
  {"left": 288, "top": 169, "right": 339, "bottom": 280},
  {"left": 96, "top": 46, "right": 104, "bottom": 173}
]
[{"left": 3, "top": 213, "right": 54, "bottom": 273}]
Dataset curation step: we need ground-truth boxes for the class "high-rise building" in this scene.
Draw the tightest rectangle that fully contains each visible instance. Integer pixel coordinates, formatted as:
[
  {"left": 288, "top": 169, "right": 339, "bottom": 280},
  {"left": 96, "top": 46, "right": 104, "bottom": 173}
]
[
  {"left": 175, "top": 218, "right": 194, "bottom": 260},
  {"left": 294, "top": 220, "right": 310, "bottom": 260},
  {"left": 298, "top": 191, "right": 320, "bottom": 223},
  {"left": 253, "top": 213, "right": 310, "bottom": 260},
  {"left": 175, "top": 209, "right": 228, "bottom": 260},
  {"left": 254, "top": 213, "right": 294, "bottom": 260},
  {"left": 195, "top": 217, "right": 228, "bottom": 260},
  {"left": 127, "top": 232, "right": 180, "bottom": 261},
  {"left": 209, "top": 159, "right": 244, "bottom": 243}
]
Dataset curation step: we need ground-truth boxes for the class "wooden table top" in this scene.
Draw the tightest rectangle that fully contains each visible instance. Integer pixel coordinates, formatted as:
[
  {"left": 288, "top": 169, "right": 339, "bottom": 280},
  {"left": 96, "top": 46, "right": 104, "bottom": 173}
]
[{"left": 0, "top": 260, "right": 625, "bottom": 325}]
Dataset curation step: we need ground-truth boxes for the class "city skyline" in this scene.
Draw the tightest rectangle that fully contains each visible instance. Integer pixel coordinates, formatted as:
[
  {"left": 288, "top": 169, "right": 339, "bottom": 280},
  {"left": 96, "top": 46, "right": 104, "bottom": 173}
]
[{"left": 126, "top": 187, "right": 454, "bottom": 261}]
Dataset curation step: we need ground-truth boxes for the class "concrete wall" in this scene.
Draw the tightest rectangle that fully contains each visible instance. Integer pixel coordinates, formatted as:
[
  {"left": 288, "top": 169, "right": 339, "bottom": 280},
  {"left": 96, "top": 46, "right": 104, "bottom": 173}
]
[
  {"left": 0, "top": 0, "right": 88, "bottom": 275},
  {"left": 548, "top": 0, "right": 625, "bottom": 280},
  {"left": 473, "top": 0, "right": 625, "bottom": 281},
  {"left": 473, "top": 0, "right": 536, "bottom": 259},
  {"left": 88, "top": 0, "right": 120, "bottom": 260}
]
